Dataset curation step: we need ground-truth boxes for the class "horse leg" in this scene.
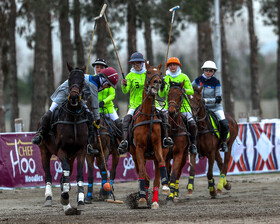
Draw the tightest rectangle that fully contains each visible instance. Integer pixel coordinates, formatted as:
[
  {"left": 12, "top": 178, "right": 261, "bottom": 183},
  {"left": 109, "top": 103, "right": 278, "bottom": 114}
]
[
  {"left": 110, "top": 148, "right": 120, "bottom": 195},
  {"left": 187, "top": 153, "right": 196, "bottom": 195},
  {"left": 40, "top": 148, "right": 52, "bottom": 206},
  {"left": 96, "top": 156, "right": 110, "bottom": 199},
  {"left": 76, "top": 153, "right": 85, "bottom": 211},
  {"left": 135, "top": 147, "right": 148, "bottom": 208},
  {"left": 167, "top": 149, "right": 184, "bottom": 204},
  {"left": 85, "top": 155, "right": 94, "bottom": 204},
  {"left": 207, "top": 152, "right": 217, "bottom": 198},
  {"left": 174, "top": 152, "right": 187, "bottom": 201}
]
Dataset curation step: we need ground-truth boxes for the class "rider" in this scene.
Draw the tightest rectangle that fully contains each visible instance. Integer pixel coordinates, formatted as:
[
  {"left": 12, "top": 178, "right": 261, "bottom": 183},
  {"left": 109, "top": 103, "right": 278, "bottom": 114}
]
[
  {"left": 117, "top": 52, "right": 174, "bottom": 155},
  {"left": 159, "top": 57, "right": 198, "bottom": 155},
  {"left": 92, "top": 58, "right": 123, "bottom": 142},
  {"left": 32, "top": 66, "right": 119, "bottom": 155},
  {"left": 192, "top": 60, "right": 229, "bottom": 152}
]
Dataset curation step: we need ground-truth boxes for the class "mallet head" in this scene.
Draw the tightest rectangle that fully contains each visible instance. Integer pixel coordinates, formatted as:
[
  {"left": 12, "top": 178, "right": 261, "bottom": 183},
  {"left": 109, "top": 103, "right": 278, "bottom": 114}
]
[{"left": 169, "top": 5, "right": 180, "bottom": 12}]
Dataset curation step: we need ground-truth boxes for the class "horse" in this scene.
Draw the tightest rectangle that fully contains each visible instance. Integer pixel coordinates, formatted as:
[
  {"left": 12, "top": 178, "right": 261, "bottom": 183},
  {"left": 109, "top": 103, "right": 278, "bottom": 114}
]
[
  {"left": 165, "top": 80, "right": 192, "bottom": 203},
  {"left": 85, "top": 114, "right": 120, "bottom": 203},
  {"left": 39, "top": 64, "right": 88, "bottom": 215},
  {"left": 129, "top": 62, "right": 169, "bottom": 209},
  {"left": 187, "top": 85, "right": 238, "bottom": 198}
]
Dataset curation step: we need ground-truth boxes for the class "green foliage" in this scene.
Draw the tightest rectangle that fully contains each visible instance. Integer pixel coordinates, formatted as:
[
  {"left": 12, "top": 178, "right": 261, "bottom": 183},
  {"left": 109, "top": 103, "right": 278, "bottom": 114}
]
[
  {"left": 17, "top": 69, "right": 32, "bottom": 104},
  {"left": 259, "top": 0, "right": 279, "bottom": 34}
]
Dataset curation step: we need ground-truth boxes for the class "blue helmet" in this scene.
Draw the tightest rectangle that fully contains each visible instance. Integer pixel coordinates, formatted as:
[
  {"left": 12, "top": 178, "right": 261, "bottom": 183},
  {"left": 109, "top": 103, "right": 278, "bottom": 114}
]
[{"left": 129, "top": 52, "right": 145, "bottom": 63}]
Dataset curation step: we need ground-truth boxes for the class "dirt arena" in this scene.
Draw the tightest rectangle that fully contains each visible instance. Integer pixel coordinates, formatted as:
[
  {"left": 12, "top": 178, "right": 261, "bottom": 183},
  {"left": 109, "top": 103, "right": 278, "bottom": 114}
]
[{"left": 0, "top": 173, "right": 280, "bottom": 224}]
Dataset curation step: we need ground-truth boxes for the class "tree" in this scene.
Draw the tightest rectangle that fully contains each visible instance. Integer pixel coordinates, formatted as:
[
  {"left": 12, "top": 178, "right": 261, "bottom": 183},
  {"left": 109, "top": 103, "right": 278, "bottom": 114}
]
[
  {"left": 29, "top": 0, "right": 49, "bottom": 131},
  {"left": 127, "top": 0, "right": 137, "bottom": 71},
  {"left": 73, "top": 0, "right": 85, "bottom": 68},
  {"left": 247, "top": 0, "right": 262, "bottom": 118},
  {"left": 59, "top": 0, "right": 73, "bottom": 82},
  {"left": 7, "top": 0, "right": 19, "bottom": 131},
  {"left": 259, "top": 0, "right": 280, "bottom": 118}
]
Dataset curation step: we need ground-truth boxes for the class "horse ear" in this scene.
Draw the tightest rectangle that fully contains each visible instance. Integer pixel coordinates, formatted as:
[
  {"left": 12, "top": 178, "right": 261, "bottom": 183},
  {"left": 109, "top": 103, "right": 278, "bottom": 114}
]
[
  {"left": 158, "top": 62, "right": 162, "bottom": 72},
  {"left": 81, "top": 65, "right": 86, "bottom": 73},
  {"left": 180, "top": 80, "right": 185, "bottom": 88},
  {"left": 198, "top": 83, "right": 203, "bottom": 93},
  {"left": 67, "top": 62, "right": 73, "bottom": 72},
  {"left": 145, "top": 61, "right": 150, "bottom": 70}
]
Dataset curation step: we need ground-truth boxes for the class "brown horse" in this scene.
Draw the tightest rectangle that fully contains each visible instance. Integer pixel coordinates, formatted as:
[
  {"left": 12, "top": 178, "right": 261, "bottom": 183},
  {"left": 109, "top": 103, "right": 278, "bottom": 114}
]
[
  {"left": 85, "top": 114, "right": 119, "bottom": 202},
  {"left": 39, "top": 64, "right": 88, "bottom": 214},
  {"left": 165, "top": 80, "right": 191, "bottom": 203},
  {"left": 129, "top": 62, "right": 169, "bottom": 209},
  {"left": 188, "top": 85, "right": 238, "bottom": 198}
]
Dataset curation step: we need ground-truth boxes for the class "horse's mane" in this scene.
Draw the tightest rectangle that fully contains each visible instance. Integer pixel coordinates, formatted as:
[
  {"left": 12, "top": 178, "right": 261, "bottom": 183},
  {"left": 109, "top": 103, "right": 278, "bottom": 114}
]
[{"left": 169, "top": 81, "right": 182, "bottom": 87}]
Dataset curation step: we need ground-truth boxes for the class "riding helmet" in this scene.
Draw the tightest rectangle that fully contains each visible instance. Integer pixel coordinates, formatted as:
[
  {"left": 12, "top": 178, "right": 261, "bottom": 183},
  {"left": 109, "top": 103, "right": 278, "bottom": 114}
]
[
  {"left": 99, "top": 67, "right": 119, "bottom": 88},
  {"left": 201, "top": 60, "right": 218, "bottom": 71},
  {"left": 166, "top": 57, "right": 182, "bottom": 67},
  {"left": 128, "top": 52, "right": 145, "bottom": 63},
  {"left": 92, "top": 58, "right": 108, "bottom": 68}
]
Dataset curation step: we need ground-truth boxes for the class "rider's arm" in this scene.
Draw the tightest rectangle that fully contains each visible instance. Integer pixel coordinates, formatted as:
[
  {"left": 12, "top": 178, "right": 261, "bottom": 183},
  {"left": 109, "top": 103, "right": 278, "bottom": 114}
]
[
  {"left": 85, "top": 75, "right": 100, "bottom": 120},
  {"left": 183, "top": 75, "right": 194, "bottom": 95},
  {"left": 103, "top": 86, "right": 115, "bottom": 104},
  {"left": 50, "top": 80, "right": 69, "bottom": 105},
  {"left": 121, "top": 73, "right": 131, "bottom": 94}
]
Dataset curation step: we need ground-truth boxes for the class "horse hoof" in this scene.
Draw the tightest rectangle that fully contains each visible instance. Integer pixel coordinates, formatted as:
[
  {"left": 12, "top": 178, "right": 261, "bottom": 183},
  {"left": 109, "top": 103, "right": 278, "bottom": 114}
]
[
  {"left": 210, "top": 190, "right": 217, "bottom": 199},
  {"left": 151, "top": 202, "right": 159, "bottom": 210},
  {"left": 138, "top": 198, "right": 147, "bottom": 208},
  {"left": 217, "top": 189, "right": 222, "bottom": 195},
  {"left": 161, "top": 185, "right": 170, "bottom": 195},
  {"left": 174, "top": 197, "right": 179, "bottom": 203},
  {"left": 60, "top": 197, "right": 70, "bottom": 205},
  {"left": 224, "top": 182, "right": 231, "bottom": 191},
  {"left": 44, "top": 199, "right": 52, "bottom": 207},
  {"left": 77, "top": 201, "right": 85, "bottom": 211},
  {"left": 187, "top": 189, "right": 193, "bottom": 196},
  {"left": 84, "top": 197, "right": 92, "bottom": 204},
  {"left": 166, "top": 198, "right": 174, "bottom": 206},
  {"left": 64, "top": 207, "right": 81, "bottom": 216}
]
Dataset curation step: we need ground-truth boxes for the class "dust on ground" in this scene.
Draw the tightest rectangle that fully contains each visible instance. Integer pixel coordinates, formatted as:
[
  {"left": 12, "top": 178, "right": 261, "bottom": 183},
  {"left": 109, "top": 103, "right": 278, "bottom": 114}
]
[{"left": 0, "top": 173, "right": 280, "bottom": 224}]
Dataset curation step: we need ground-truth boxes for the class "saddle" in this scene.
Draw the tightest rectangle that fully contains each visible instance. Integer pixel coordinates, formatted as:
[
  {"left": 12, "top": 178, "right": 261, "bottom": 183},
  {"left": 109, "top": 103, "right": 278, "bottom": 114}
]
[{"left": 99, "top": 114, "right": 121, "bottom": 145}]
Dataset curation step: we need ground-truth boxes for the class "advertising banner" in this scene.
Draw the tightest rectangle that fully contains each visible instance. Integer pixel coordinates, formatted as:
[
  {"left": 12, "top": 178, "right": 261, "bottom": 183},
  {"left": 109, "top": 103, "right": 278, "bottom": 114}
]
[{"left": 0, "top": 133, "right": 207, "bottom": 188}]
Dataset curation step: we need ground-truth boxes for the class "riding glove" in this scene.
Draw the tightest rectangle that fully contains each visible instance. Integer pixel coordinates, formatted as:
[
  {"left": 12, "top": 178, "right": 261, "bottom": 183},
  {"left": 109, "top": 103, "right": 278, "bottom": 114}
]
[
  {"left": 95, "top": 119, "right": 100, "bottom": 126},
  {"left": 160, "top": 81, "right": 166, "bottom": 91},
  {"left": 215, "top": 96, "right": 222, "bottom": 104},
  {"left": 99, "top": 101, "right": 105, "bottom": 107}
]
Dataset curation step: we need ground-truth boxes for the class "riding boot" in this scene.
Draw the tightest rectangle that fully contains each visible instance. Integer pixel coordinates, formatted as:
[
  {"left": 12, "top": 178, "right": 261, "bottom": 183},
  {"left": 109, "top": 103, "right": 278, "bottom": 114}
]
[
  {"left": 159, "top": 111, "right": 174, "bottom": 148},
  {"left": 117, "top": 114, "right": 132, "bottom": 155},
  {"left": 219, "top": 119, "right": 229, "bottom": 152},
  {"left": 32, "top": 110, "right": 52, "bottom": 145},
  {"left": 86, "top": 111, "right": 100, "bottom": 155},
  {"left": 183, "top": 116, "right": 198, "bottom": 155},
  {"left": 114, "top": 118, "right": 123, "bottom": 142}
]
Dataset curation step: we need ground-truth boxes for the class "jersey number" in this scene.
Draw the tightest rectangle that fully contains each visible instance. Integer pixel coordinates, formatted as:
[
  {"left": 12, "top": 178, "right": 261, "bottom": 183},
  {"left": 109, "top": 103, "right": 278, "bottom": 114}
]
[{"left": 135, "top": 82, "right": 139, "bottom": 88}]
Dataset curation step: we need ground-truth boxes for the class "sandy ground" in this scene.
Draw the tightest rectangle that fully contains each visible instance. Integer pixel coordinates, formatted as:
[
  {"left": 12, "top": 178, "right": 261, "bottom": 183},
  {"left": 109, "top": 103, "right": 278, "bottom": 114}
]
[{"left": 0, "top": 173, "right": 280, "bottom": 224}]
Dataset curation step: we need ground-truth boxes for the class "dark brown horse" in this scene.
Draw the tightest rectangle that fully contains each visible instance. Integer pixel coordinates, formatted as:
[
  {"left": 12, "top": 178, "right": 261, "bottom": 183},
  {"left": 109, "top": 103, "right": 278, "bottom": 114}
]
[
  {"left": 85, "top": 114, "right": 119, "bottom": 202},
  {"left": 165, "top": 80, "right": 192, "bottom": 203},
  {"left": 39, "top": 64, "right": 88, "bottom": 214},
  {"left": 129, "top": 62, "right": 169, "bottom": 209},
  {"left": 188, "top": 85, "right": 238, "bottom": 198}
]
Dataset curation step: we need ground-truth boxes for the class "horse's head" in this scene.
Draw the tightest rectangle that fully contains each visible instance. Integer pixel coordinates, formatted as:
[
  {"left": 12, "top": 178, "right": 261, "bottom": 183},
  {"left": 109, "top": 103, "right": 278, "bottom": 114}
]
[
  {"left": 67, "top": 63, "right": 85, "bottom": 107},
  {"left": 189, "top": 84, "right": 205, "bottom": 119},
  {"left": 144, "top": 61, "right": 162, "bottom": 96},
  {"left": 167, "top": 80, "right": 184, "bottom": 118}
]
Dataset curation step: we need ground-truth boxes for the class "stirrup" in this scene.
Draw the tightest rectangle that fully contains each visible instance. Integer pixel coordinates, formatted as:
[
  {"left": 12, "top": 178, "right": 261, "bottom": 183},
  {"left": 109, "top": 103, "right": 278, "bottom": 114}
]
[
  {"left": 117, "top": 140, "right": 128, "bottom": 155},
  {"left": 163, "top": 137, "right": 174, "bottom": 148},
  {"left": 220, "top": 142, "right": 228, "bottom": 152},
  {"left": 189, "top": 144, "right": 197, "bottom": 155},
  {"left": 87, "top": 144, "right": 100, "bottom": 155},
  {"left": 32, "top": 134, "right": 43, "bottom": 145}
]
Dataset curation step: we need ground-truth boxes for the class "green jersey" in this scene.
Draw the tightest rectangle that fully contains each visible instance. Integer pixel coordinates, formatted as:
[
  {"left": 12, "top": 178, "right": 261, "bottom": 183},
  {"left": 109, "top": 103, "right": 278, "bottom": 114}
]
[
  {"left": 158, "top": 73, "right": 194, "bottom": 112},
  {"left": 121, "top": 71, "right": 146, "bottom": 109},
  {"left": 98, "top": 86, "right": 116, "bottom": 114}
]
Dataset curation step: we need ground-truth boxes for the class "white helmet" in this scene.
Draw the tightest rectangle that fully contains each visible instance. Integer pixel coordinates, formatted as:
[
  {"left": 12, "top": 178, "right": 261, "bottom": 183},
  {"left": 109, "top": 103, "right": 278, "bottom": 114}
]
[{"left": 201, "top": 60, "right": 218, "bottom": 71}]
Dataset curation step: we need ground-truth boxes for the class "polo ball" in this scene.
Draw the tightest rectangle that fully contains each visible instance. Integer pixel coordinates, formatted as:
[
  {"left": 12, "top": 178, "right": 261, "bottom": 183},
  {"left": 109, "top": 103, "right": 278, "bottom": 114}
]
[{"left": 103, "top": 183, "right": 111, "bottom": 192}]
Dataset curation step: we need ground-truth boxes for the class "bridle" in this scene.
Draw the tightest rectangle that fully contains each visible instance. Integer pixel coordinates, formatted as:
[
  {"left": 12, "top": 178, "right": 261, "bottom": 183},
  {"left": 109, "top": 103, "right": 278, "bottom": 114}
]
[
  {"left": 67, "top": 69, "right": 84, "bottom": 103},
  {"left": 168, "top": 85, "right": 183, "bottom": 117}
]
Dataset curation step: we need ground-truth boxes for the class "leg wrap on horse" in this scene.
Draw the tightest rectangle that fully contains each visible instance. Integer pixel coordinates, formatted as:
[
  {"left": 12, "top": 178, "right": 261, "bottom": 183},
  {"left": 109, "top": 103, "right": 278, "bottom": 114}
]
[
  {"left": 175, "top": 180, "right": 179, "bottom": 197},
  {"left": 32, "top": 110, "right": 52, "bottom": 145},
  {"left": 187, "top": 176, "right": 194, "bottom": 191},
  {"left": 158, "top": 111, "right": 173, "bottom": 148},
  {"left": 219, "top": 119, "right": 229, "bottom": 152},
  {"left": 138, "top": 178, "right": 146, "bottom": 198},
  {"left": 159, "top": 166, "right": 168, "bottom": 185},
  {"left": 117, "top": 114, "right": 132, "bottom": 154},
  {"left": 77, "top": 181, "right": 84, "bottom": 202}
]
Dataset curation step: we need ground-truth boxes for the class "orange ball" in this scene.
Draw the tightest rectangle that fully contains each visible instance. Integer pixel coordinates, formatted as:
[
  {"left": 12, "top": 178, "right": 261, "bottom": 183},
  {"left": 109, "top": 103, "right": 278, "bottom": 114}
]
[{"left": 103, "top": 182, "right": 111, "bottom": 192}]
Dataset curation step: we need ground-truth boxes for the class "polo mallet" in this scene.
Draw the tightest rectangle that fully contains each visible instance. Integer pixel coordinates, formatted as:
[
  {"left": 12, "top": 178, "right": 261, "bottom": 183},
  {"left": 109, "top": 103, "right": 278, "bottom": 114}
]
[
  {"left": 103, "top": 13, "right": 125, "bottom": 80},
  {"left": 163, "top": 5, "right": 180, "bottom": 77},
  {"left": 93, "top": 122, "right": 124, "bottom": 204},
  {"left": 86, "top": 4, "right": 107, "bottom": 74}
]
